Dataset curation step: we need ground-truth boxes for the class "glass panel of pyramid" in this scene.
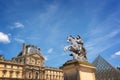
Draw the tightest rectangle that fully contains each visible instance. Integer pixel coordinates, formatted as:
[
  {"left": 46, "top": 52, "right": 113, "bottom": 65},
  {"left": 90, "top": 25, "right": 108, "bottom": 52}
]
[{"left": 92, "top": 55, "right": 120, "bottom": 80}]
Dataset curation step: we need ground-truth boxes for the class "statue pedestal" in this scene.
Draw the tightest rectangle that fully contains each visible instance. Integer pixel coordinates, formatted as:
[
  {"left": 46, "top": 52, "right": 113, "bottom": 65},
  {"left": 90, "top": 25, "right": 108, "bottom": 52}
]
[{"left": 60, "top": 60, "right": 96, "bottom": 80}]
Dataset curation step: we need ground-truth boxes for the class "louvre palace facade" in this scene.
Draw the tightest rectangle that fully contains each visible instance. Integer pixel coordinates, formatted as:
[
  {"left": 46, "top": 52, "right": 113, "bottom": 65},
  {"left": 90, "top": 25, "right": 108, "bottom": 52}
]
[{"left": 0, "top": 43, "right": 63, "bottom": 80}]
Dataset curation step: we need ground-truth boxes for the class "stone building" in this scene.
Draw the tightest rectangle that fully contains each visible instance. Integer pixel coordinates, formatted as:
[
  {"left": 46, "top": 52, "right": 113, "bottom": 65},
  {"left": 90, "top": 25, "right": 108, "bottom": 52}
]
[{"left": 0, "top": 43, "right": 63, "bottom": 80}]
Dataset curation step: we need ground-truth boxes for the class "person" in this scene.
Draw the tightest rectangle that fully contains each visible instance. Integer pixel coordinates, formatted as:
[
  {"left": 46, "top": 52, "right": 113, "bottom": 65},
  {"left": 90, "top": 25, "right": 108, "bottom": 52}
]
[
  {"left": 76, "top": 35, "right": 87, "bottom": 60},
  {"left": 76, "top": 35, "right": 83, "bottom": 45}
]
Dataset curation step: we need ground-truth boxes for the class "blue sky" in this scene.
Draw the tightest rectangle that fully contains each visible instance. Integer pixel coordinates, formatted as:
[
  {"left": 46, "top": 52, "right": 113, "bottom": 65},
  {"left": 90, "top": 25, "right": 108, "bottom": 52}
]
[{"left": 0, "top": 0, "right": 120, "bottom": 68}]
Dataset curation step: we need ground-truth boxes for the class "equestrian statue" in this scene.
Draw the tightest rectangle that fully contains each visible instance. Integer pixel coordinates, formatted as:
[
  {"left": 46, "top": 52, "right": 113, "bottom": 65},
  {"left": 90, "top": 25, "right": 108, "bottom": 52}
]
[{"left": 64, "top": 35, "right": 87, "bottom": 61}]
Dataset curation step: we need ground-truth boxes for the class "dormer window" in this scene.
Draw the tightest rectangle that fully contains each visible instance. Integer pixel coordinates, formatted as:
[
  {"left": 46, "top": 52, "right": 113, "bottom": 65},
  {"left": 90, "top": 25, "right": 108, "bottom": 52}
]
[{"left": 27, "top": 46, "right": 41, "bottom": 54}]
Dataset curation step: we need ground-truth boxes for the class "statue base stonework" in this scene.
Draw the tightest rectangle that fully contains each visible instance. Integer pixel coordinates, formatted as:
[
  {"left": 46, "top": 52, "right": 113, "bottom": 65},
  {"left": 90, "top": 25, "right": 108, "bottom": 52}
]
[{"left": 60, "top": 60, "right": 96, "bottom": 80}]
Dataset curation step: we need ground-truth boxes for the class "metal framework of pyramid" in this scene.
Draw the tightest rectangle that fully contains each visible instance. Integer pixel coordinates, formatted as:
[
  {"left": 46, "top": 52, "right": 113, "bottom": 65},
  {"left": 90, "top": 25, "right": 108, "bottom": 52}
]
[{"left": 92, "top": 55, "right": 120, "bottom": 80}]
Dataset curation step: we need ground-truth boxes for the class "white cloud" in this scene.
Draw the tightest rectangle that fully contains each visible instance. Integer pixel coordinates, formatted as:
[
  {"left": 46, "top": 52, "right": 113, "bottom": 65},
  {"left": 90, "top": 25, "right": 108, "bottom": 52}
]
[
  {"left": 14, "top": 22, "right": 24, "bottom": 28},
  {"left": 39, "top": 3, "right": 59, "bottom": 24},
  {"left": 107, "top": 30, "right": 120, "bottom": 38},
  {"left": 44, "top": 56, "right": 48, "bottom": 61},
  {"left": 0, "top": 32, "right": 10, "bottom": 43},
  {"left": 11, "top": 22, "right": 24, "bottom": 29},
  {"left": 14, "top": 38, "right": 24, "bottom": 43},
  {"left": 84, "top": 29, "right": 120, "bottom": 60},
  {"left": 111, "top": 51, "right": 120, "bottom": 58},
  {"left": 47, "top": 48, "right": 53, "bottom": 53},
  {"left": 115, "top": 51, "right": 120, "bottom": 55}
]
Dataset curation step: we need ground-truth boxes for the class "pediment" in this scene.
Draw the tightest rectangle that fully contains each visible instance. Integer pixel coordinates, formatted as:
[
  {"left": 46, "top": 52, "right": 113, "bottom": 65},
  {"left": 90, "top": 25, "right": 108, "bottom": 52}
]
[{"left": 29, "top": 53, "right": 44, "bottom": 60}]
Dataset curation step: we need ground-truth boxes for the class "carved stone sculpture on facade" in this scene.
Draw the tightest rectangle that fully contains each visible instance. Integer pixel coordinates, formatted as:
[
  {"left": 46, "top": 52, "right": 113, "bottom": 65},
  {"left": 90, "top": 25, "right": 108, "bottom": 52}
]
[{"left": 64, "top": 35, "right": 87, "bottom": 61}]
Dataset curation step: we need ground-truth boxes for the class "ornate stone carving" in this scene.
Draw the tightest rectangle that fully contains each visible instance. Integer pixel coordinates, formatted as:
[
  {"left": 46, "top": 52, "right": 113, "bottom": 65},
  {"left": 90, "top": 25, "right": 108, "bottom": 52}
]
[{"left": 64, "top": 35, "right": 87, "bottom": 61}]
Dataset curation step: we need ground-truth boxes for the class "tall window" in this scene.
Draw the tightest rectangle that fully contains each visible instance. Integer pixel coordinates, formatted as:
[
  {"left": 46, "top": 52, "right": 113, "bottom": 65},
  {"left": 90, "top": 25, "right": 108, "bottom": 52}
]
[
  {"left": 11, "top": 65, "right": 13, "bottom": 68},
  {"left": 2, "top": 70, "right": 7, "bottom": 77},
  {"left": 4, "top": 64, "right": 6, "bottom": 69},
  {"left": 24, "top": 58, "right": 26, "bottom": 64},
  {"left": 9, "top": 70, "right": 13, "bottom": 78},
  {"left": 35, "top": 72, "right": 39, "bottom": 79},
  {"left": 16, "top": 71, "right": 20, "bottom": 78}
]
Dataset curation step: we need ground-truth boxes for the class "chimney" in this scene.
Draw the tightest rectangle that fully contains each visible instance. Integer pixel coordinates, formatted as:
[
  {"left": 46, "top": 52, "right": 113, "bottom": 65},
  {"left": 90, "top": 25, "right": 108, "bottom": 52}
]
[{"left": 22, "top": 43, "right": 26, "bottom": 55}]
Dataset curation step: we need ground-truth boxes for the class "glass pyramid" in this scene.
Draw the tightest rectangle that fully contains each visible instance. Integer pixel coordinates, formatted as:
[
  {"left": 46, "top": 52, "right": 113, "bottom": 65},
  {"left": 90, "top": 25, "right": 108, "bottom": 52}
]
[{"left": 92, "top": 55, "right": 120, "bottom": 80}]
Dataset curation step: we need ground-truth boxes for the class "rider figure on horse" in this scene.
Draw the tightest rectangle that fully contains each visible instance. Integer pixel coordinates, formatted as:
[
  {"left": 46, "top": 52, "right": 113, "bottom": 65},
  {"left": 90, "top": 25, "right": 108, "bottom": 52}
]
[{"left": 64, "top": 35, "right": 87, "bottom": 61}]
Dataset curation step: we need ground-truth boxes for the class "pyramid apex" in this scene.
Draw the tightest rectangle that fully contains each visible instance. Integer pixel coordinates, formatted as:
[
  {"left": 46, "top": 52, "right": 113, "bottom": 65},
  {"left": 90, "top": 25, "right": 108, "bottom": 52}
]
[{"left": 92, "top": 55, "right": 114, "bottom": 70}]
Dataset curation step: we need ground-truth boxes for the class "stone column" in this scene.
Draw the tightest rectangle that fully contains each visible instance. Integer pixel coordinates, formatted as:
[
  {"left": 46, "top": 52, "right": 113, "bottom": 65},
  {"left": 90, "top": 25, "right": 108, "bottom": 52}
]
[{"left": 61, "top": 60, "right": 96, "bottom": 80}]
